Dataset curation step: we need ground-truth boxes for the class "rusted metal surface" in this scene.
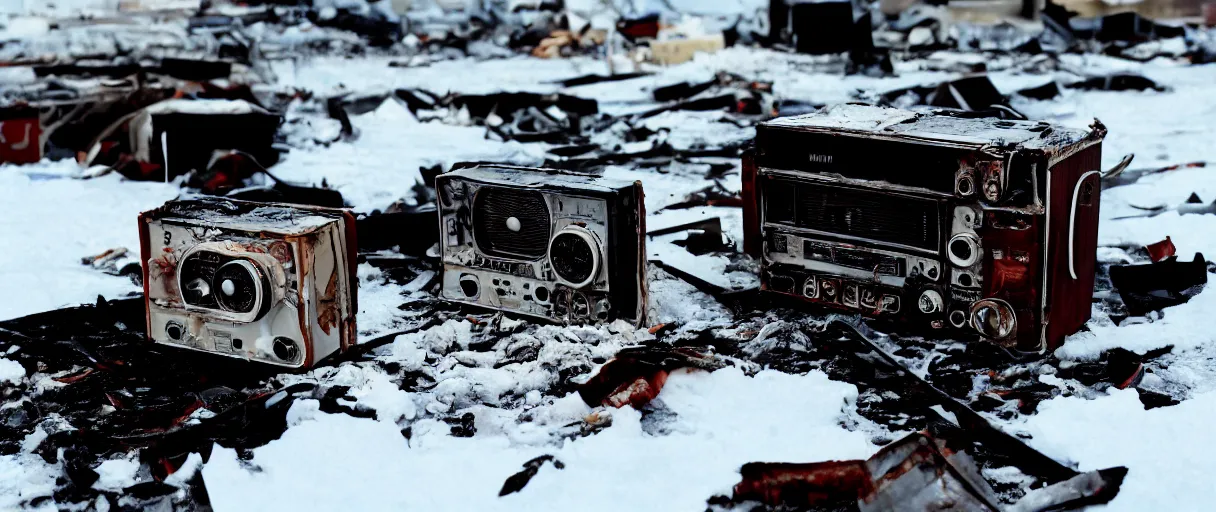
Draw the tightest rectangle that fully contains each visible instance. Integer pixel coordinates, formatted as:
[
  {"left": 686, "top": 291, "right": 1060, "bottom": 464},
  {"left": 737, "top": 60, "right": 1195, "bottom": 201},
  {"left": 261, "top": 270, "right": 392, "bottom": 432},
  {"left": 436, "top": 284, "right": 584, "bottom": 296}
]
[
  {"left": 137, "top": 198, "right": 357, "bottom": 369},
  {"left": 1043, "top": 144, "right": 1103, "bottom": 350},
  {"left": 1145, "top": 236, "right": 1177, "bottom": 263},
  {"left": 734, "top": 460, "right": 873, "bottom": 507},
  {"left": 733, "top": 425, "right": 1126, "bottom": 511},
  {"left": 577, "top": 347, "right": 725, "bottom": 408},
  {"left": 0, "top": 111, "right": 42, "bottom": 164},
  {"left": 741, "top": 148, "right": 761, "bottom": 258},
  {"left": 748, "top": 105, "right": 1106, "bottom": 353},
  {"left": 859, "top": 433, "right": 1001, "bottom": 512},
  {"left": 732, "top": 432, "right": 1001, "bottom": 511},
  {"left": 979, "top": 210, "right": 1043, "bottom": 350}
]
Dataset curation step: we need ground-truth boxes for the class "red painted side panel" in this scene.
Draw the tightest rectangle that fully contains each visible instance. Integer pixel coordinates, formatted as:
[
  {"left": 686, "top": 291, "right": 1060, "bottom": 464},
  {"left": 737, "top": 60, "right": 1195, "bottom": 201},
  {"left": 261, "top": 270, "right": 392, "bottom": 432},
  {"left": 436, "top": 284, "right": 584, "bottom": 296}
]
[
  {"left": 138, "top": 211, "right": 154, "bottom": 342},
  {"left": 0, "top": 115, "right": 42, "bottom": 164},
  {"left": 341, "top": 210, "right": 359, "bottom": 351},
  {"left": 978, "top": 211, "right": 1044, "bottom": 351},
  {"left": 741, "top": 149, "right": 761, "bottom": 258},
  {"left": 1045, "top": 144, "right": 1103, "bottom": 349}
]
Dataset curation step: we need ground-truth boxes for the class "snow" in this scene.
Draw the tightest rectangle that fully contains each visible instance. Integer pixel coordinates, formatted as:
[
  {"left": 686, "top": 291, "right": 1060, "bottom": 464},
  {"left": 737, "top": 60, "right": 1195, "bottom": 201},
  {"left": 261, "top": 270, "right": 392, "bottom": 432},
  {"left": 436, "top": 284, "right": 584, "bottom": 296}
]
[
  {"left": 274, "top": 98, "right": 545, "bottom": 214},
  {"left": 237, "top": 49, "right": 1216, "bottom": 511},
  {"left": 0, "top": 357, "right": 24, "bottom": 384},
  {"left": 0, "top": 162, "right": 178, "bottom": 320},
  {"left": 203, "top": 412, "right": 417, "bottom": 512},
  {"left": 145, "top": 99, "right": 269, "bottom": 116},
  {"left": 0, "top": 445, "right": 58, "bottom": 512},
  {"left": 92, "top": 456, "right": 141, "bottom": 492},
  {"left": 1022, "top": 389, "right": 1216, "bottom": 511},
  {"left": 203, "top": 367, "right": 873, "bottom": 512},
  {"left": 1058, "top": 282, "right": 1215, "bottom": 360}
]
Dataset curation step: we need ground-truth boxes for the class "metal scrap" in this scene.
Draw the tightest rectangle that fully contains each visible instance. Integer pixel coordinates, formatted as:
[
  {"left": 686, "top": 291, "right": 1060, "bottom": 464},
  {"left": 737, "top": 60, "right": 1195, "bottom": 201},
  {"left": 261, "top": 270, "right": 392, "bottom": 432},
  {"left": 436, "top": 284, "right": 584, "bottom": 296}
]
[
  {"left": 732, "top": 429, "right": 1126, "bottom": 511},
  {"left": 877, "top": 74, "right": 1027, "bottom": 120},
  {"left": 577, "top": 346, "right": 727, "bottom": 409},
  {"left": 1109, "top": 253, "right": 1209, "bottom": 317},
  {"left": 1145, "top": 237, "right": 1178, "bottom": 263},
  {"left": 499, "top": 455, "right": 565, "bottom": 496},
  {"left": 1102, "top": 161, "right": 1207, "bottom": 190}
]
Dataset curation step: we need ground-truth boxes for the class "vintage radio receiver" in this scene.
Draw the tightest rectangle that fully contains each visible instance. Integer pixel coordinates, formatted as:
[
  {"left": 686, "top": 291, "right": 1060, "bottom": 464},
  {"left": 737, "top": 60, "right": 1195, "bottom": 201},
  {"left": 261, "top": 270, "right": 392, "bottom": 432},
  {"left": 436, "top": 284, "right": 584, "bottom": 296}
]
[
  {"left": 743, "top": 104, "right": 1107, "bottom": 352},
  {"left": 436, "top": 164, "right": 647, "bottom": 326},
  {"left": 139, "top": 198, "right": 357, "bottom": 368}
]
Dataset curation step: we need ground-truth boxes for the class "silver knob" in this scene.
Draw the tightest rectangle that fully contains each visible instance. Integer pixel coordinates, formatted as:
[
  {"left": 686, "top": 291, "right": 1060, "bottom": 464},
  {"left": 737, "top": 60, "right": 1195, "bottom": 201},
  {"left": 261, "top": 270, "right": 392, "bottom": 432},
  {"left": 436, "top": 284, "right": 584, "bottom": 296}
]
[{"left": 918, "top": 290, "right": 943, "bottom": 314}]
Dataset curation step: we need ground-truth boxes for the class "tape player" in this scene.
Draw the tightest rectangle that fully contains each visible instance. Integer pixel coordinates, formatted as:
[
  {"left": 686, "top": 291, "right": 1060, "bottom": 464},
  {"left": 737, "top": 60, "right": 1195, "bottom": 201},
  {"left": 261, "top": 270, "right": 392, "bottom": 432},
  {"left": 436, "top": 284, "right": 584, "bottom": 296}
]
[
  {"left": 139, "top": 197, "right": 358, "bottom": 368},
  {"left": 743, "top": 104, "right": 1108, "bottom": 352},
  {"left": 435, "top": 164, "right": 647, "bottom": 326}
]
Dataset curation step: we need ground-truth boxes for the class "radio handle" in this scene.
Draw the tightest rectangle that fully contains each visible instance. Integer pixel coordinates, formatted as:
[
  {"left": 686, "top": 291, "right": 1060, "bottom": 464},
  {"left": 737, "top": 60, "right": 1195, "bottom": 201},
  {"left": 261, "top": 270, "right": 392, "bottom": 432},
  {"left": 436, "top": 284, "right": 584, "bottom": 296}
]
[{"left": 1068, "top": 170, "right": 1102, "bottom": 280}]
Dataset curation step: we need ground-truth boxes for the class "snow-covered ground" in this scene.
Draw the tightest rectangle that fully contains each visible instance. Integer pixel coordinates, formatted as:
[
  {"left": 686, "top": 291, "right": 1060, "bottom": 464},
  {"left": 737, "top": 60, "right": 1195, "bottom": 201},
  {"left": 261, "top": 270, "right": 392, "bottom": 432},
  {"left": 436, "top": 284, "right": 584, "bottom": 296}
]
[{"left": 2, "top": 36, "right": 1216, "bottom": 512}]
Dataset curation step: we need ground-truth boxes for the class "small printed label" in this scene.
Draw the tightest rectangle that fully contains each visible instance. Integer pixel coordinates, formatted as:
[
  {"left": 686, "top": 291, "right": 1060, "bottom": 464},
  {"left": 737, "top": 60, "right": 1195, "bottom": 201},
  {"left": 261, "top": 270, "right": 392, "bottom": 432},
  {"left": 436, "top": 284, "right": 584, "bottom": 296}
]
[
  {"left": 951, "top": 288, "right": 982, "bottom": 303},
  {"left": 808, "top": 153, "right": 833, "bottom": 164}
]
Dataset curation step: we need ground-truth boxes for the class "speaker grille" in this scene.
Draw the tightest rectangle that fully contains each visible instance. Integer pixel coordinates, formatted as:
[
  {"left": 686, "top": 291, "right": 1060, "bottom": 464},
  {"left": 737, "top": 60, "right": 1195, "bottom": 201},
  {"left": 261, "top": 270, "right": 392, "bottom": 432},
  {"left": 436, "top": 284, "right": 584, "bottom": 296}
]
[
  {"left": 765, "top": 179, "right": 940, "bottom": 251},
  {"left": 473, "top": 187, "right": 551, "bottom": 260}
]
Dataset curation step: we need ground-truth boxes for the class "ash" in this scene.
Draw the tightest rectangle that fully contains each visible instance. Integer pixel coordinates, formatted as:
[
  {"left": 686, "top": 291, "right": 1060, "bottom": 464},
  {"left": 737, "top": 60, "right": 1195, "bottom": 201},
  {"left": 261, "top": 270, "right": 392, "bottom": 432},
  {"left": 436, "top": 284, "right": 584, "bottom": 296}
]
[{"left": 2, "top": 1, "right": 1216, "bottom": 511}]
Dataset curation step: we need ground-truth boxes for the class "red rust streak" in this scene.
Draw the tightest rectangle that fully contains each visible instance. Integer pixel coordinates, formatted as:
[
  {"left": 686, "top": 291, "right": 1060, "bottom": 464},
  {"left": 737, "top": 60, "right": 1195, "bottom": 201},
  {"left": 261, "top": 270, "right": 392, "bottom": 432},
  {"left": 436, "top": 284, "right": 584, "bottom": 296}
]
[{"left": 734, "top": 461, "right": 873, "bottom": 507}]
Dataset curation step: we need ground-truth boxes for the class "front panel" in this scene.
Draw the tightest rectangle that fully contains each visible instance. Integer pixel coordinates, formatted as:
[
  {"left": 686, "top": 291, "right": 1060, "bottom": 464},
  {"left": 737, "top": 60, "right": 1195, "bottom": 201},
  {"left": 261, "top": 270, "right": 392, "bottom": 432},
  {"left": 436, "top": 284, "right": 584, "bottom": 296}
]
[
  {"left": 756, "top": 169, "right": 956, "bottom": 330},
  {"left": 748, "top": 106, "right": 1104, "bottom": 352},
  {"left": 749, "top": 130, "right": 1048, "bottom": 347}
]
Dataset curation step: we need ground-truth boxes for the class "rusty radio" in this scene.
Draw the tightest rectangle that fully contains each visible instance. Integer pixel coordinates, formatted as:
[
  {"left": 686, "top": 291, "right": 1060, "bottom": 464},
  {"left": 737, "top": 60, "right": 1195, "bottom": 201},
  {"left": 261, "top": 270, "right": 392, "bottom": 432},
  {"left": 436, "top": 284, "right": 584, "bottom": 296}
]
[
  {"left": 436, "top": 164, "right": 648, "bottom": 326},
  {"left": 139, "top": 198, "right": 358, "bottom": 368},
  {"left": 743, "top": 104, "right": 1108, "bottom": 352}
]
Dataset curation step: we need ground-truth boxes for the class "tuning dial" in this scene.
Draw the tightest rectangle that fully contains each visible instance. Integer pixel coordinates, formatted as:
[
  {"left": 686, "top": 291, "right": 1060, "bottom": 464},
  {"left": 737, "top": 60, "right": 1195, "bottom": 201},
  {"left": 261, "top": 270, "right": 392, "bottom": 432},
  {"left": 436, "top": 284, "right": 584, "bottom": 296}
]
[
  {"left": 971, "top": 299, "right": 1016, "bottom": 339},
  {"left": 948, "top": 233, "right": 981, "bottom": 268},
  {"left": 956, "top": 172, "right": 976, "bottom": 197},
  {"left": 820, "top": 279, "right": 838, "bottom": 301},
  {"left": 918, "top": 290, "right": 943, "bottom": 314},
  {"left": 802, "top": 276, "right": 818, "bottom": 298},
  {"left": 549, "top": 227, "right": 600, "bottom": 289}
]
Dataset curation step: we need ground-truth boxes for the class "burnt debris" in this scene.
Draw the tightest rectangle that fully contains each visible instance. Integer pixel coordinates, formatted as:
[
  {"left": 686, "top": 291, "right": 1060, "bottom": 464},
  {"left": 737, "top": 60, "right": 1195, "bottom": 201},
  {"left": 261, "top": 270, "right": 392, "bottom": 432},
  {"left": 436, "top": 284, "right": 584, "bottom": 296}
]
[
  {"left": 729, "top": 430, "right": 1126, "bottom": 511},
  {"left": 878, "top": 75, "right": 1027, "bottom": 119},
  {"left": 1109, "top": 253, "right": 1209, "bottom": 317},
  {"left": 577, "top": 346, "right": 727, "bottom": 409},
  {"left": 499, "top": 455, "right": 565, "bottom": 496},
  {"left": 0, "top": 297, "right": 298, "bottom": 508}
]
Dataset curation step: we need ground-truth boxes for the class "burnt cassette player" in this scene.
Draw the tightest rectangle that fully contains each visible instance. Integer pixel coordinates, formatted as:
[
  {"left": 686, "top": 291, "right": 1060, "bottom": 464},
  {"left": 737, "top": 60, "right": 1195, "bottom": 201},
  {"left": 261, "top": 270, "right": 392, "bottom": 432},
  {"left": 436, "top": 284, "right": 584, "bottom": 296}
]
[
  {"left": 139, "top": 198, "right": 357, "bottom": 368},
  {"left": 743, "top": 104, "right": 1108, "bottom": 352},
  {"left": 436, "top": 164, "right": 647, "bottom": 326}
]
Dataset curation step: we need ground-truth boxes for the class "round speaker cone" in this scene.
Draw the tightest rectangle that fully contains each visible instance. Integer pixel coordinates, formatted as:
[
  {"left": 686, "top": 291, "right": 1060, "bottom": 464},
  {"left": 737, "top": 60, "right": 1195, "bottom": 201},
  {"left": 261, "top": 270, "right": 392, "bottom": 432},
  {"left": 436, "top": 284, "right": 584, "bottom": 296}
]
[
  {"left": 950, "top": 239, "right": 972, "bottom": 262},
  {"left": 215, "top": 260, "right": 262, "bottom": 313},
  {"left": 970, "top": 299, "right": 1016, "bottom": 339},
  {"left": 948, "top": 233, "right": 981, "bottom": 268},
  {"left": 273, "top": 337, "right": 299, "bottom": 362},
  {"left": 550, "top": 230, "right": 597, "bottom": 287}
]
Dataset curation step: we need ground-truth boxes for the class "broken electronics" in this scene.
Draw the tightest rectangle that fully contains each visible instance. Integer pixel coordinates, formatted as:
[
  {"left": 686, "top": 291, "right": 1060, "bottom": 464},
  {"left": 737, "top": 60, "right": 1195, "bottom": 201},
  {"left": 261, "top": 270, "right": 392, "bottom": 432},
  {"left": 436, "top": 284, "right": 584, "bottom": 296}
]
[
  {"left": 435, "top": 164, "right": 648, "bottom": 327},
  {"left": 127, "top": 106, "right": 1121, "bottom": 364},
  {"left": 744, "top": 104, "right": 1108, "bottom": 353},
  {"left": 139, "top": 198, "right": 358, "bottom": 369}
]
